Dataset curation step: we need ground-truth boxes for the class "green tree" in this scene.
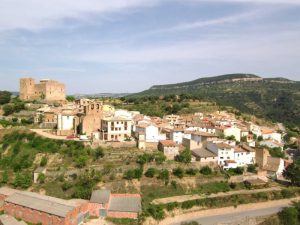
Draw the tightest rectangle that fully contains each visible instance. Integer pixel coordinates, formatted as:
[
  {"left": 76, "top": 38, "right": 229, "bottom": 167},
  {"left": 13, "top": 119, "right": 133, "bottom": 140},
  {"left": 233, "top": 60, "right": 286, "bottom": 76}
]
[
  {"left": 200, "top": 166, "right": 213, "bottom": 175},
  {"left": 247, "top": 164, "right": 257, "bottom": 173},
  {"left": 75, "top": 155, "right": 88, "bottom": 168},
  {"left": 145, "top": 168, "right": 157, "bottom": 178},
  {"left": 38, "top": 173, "right": 46, "bottom": 184},
  {"left": 278, "top": 207, "right": 298, "bottom": 225},
  {"left": 283, "top": 158, "right": 300, "bottom": 186},
  {"left": 0, "top": 91, "right": 11, "bottom": 105},
  {"left": 94, "top": 147, "right": 104, "bottom": 160},
  {"left": 40, "top": 156, "right": 48, "bottom": 167},
  {"left": 175, "top": 149, "right": 191, "bottom": 163},
  {"left": 2, "top": 104, "right": 15, "bottom": 116},
  {"left": 66, "top": 95, "right": 75, "bottom": 102},
  {"left": 1, "top": 171, "right": 8, "bottom": 184},
  {"left": 158, "top": 169, "right": 169, "bottom": 182},
  {"left": 172, "top": 167, "right": 185, "bottom": 178},
  {"left": 13, "top": 173, "right": 32, "bottom": 189}
]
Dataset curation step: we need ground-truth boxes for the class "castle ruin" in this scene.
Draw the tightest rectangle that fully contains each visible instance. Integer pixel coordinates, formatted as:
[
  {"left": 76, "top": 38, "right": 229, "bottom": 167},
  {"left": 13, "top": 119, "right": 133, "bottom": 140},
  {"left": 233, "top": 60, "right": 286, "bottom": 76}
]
[{"left": 20, "top": 78, "right": 65, "bottom": 101}]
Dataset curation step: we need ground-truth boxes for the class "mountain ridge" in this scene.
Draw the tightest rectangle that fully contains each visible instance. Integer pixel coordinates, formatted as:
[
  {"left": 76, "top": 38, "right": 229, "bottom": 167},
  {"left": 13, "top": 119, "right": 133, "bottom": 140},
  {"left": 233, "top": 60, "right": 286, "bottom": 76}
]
[{"left": 130, "top": 73, "right": 300, "bottom": 127}]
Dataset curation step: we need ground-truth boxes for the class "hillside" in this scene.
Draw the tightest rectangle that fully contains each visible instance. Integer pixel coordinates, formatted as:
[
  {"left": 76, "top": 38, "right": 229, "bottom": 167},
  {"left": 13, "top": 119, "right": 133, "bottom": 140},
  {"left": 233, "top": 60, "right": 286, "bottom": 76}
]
[{"left": 131, "top": 74, "right": 300, "bottom": 127}]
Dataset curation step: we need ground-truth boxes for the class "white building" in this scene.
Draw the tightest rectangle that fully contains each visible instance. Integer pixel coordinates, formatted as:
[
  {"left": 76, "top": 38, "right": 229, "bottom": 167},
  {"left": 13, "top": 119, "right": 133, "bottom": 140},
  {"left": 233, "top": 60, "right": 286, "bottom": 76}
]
[
  {"left": 136, "top": 124, "right": 166, "bottom": 142},
  {"left": 207, "top": 142, "right": 235, "bottom": 168},
  {"left": 100, "top": 116, "right": 132, "bottom": 141},
  {"left": 234, "top": 145, "right": 256, "bottom": 167}
]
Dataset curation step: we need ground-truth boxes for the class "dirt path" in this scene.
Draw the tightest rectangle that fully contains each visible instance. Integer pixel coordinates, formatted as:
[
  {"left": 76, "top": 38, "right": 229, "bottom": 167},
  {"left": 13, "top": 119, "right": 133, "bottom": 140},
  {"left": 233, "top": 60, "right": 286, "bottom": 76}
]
[
  {"left": 30, "top": 129, "right": 81, "bottom": 141},
  {"left": 159, "top": 196, "right": 300, "bottom": 225},
  {"left": 152, "top": 187, "right": 281, "bottom": 204}
]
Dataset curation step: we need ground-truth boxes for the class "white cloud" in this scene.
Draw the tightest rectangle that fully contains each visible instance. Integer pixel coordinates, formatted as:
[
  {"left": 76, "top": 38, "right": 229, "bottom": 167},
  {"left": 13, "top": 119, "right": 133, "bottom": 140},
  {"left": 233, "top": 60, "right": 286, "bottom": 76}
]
[
  {"left": 139, "top": 9, "right": 264, "bottom": 36},
  {"left": 189, "top": 0, "right": 300, "bottom": 5},
  {"left": 75, "top": 29, "right": 300, "bottom": 64},
  {"left": 0, "top": 0, "right": 159, "bottom": 31}
]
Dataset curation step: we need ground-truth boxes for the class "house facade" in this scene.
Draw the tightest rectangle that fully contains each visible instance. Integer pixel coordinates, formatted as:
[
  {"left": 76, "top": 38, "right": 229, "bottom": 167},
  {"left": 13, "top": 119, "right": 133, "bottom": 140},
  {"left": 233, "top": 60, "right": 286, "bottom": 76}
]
[{"left": 100, "top": 116, "right": 132, "bottom": 141}]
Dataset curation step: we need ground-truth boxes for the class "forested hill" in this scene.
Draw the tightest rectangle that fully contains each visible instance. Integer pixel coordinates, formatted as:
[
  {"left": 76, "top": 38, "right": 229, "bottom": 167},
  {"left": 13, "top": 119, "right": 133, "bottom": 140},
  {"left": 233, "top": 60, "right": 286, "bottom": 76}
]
[{"left": 130, "top": 74, "right": 300, "bottom": 127}]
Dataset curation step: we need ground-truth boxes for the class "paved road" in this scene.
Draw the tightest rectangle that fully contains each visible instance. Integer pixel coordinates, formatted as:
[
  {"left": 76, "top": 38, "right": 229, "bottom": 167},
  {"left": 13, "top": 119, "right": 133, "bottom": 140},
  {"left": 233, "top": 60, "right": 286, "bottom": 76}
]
[{"left": 171, "top": 206, "right": 282, "bottom": 225}]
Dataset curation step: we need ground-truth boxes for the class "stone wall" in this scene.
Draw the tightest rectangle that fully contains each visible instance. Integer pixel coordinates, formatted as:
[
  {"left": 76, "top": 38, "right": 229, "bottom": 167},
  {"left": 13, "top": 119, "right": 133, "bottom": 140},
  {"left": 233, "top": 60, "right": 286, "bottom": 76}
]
[{"left": 19, "top": 78, "right": 65, "bottom": 102}]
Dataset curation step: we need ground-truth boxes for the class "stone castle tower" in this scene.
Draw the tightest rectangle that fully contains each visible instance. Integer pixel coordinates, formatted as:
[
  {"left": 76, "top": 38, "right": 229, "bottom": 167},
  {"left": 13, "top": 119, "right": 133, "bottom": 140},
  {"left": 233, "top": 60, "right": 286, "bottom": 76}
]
[{"left": 20, "top": 78, "right": 65, "bottom": 101}]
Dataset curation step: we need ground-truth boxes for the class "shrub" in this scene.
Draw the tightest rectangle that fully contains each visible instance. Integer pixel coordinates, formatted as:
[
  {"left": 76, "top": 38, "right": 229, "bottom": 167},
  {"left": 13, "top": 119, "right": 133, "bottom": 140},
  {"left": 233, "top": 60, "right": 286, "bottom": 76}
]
[
  {"left": 75, "top": 155, "right": 88, "bottom": 168},
  {"left": 158, "top": 169, "right": 169, "bottom": 181},
  {"left": 124, "top": 168, "right": 143, "bottom": 180},
  {"left": 38, "top": 173, "right": 46, "bottom": 184},
  {"left": 94, "top": 147, "right": 104, "bottom": 160},
  {"left": 62, "top": 182, "right": 72, "bottom": 191},
  {"left": 175, "top": 149, "right": 191, "bottom": 163},
  {"left": 281, "top": 189, "right": 295, "bottom": 198},
  {"left": 147, "top": 205, "right": 165, "bottom": 220},
  {"left": 247, "top": 164, "right": 257, "bottom": 173},
  {"left": 278, "top": 207, "right": 298, "bottom": 225},
  {"left": 13, "top": 173, "right": 32, "bottom": 189},
  {"left": 145, "top": 168, "right": 156, "bottom": 178},
  {"left": 181, "top": 222, "right": 199, "bottom": 225},
  {"left": 186, "top": 168, "right": 198, "bottom": 176},
  {"left": 40, "top": 156, "right": 48, "bottom": 167},
  {"left": 166, "top": 202, "right": 179, "bottom": 211},
  {"left": 200, "top": 166, "right": 213, "bottom": 175},
  {"left": 173, "top": 167, "right": 185, "bottom": 178}
]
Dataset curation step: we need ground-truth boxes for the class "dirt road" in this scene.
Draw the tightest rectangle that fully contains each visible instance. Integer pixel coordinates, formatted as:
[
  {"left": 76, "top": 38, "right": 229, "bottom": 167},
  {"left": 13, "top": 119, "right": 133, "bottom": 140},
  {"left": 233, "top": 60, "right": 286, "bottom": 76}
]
[
  {"left": 159, "top": 197, "right": 300, "bottom": 225},
  {"left": 152, "top": 187, "right": 281, "bottom": 204}
]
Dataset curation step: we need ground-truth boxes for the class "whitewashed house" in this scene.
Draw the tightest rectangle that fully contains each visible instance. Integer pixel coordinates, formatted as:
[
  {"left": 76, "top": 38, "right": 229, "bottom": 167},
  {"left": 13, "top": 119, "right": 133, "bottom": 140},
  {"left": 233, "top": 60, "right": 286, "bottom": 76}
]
[
  {"left": 206, "top": 142, "right": 235, "bottom": 168},
  {"left": 136, "top": 124, "right": 166, "bottom": 142},
  {"left": 234, "top": 145, "right": 256, "bottom": 167}
]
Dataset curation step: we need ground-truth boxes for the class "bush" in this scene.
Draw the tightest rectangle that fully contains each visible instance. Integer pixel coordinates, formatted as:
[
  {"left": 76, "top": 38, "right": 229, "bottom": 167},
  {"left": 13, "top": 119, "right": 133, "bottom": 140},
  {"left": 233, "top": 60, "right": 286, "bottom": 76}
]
[
  {"left": 62, "top": 182, "right": 72, "bottom": 191},
  {"left": 281, "top": 189, "right": 295, "bottom": 198},
  {"left": 247, "top": 164, "right": 257, "bottom": 173},
  {"left": 124, "top": 168, "right": 143, "bottom": 180},
  {"left": 186, "top": 168, "right": 198, "bottom": 176},
  {"left": 13, "top": 173, "right": 32, "bottom": 189},
  {"left": 269, "top": 147, "right": 285, "bottom": 158},
  {"left": 75, "top": 155, "right": 88, "bottom": 168},
  {"left": 145, "top": 168, "right": 157, "bottom": 178},
  {"left": 166, "top": 202, "right": 179, "bottom": 211},
  {"left": 147, "top": 205, "right": 165, "bottom": 220},
  {"left": 200, "top": 166, "right": 212, "bottom": 175},
  {"left": 94, "top": 147, "right": 104, "bottom": 160},
  {"left": 0, "top": 91, "right": 11, "bottom": 105},
  {"left": 278, "top": 207, "right": 298, "bottom": 225},
  {"left": 175, "top": 149, "right": 191, "bottom": 163},
  {"left": 181, "top": 222, "right": 199, "bottom": 225},
  {"left": 173, "top": 167, "right": 185, "bottom": 178},
  {"left": 158, "top": 169, "right": 169, "bottom": 181},
  {"left": 38, "top": 173, "right": 46, "bottom": 183},
  {"left": 40, "top": 156, "right": 48, "bottom": 167}
]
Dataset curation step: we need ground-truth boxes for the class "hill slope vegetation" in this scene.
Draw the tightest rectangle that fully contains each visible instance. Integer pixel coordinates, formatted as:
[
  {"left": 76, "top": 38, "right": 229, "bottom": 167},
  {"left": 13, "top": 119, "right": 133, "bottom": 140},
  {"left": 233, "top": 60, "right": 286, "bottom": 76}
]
[{"left": 131, "top": 74, "right": 300, "bottom": 127}]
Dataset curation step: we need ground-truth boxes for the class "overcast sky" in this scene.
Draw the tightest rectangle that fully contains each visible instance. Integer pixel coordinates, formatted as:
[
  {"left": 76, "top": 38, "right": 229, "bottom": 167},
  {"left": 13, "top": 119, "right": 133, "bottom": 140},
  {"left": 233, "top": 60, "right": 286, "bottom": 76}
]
[{"left": 0, "top": 0, "right": 299, "bottom": 94}]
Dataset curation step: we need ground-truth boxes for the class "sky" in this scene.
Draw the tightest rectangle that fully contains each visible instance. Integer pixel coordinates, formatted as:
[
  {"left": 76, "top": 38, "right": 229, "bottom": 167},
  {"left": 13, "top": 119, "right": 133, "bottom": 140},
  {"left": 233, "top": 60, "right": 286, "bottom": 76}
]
[{"left": 0, "top": 0, "right": 299, "bottom": 94}]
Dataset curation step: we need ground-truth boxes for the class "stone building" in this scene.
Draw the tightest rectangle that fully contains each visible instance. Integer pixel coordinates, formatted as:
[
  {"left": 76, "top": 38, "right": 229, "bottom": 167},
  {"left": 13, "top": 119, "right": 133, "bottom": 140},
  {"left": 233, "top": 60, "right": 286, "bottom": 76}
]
[
  {"left": 20, "top": 78, "right": 65, "bottom": 101},
  {"left": 1, "top": 188, "right": 89, "bottom": 225},
  {"left": 88, "top": 190, "right": 141, "bottom": 219}
]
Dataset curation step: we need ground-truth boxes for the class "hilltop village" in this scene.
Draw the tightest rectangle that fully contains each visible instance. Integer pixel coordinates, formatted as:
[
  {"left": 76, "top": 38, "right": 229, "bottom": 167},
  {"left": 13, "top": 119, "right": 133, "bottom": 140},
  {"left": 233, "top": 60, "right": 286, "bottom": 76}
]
[{"left": 0, "top": 78, "right": 299, "bottom": 225}]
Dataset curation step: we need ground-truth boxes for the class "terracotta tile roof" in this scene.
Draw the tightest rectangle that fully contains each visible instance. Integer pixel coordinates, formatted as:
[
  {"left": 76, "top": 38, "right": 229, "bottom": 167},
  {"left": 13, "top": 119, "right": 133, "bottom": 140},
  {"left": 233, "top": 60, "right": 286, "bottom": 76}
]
[
  {"left": 261, "top": 127, "right": 274, "bottom": 134},
  {"left": 159, "top": 140, "right": 176, "bottom": 147},
  {"left": 216, "top": 142, "right": 233, "bottom": 149},
  {"left": 173, "top": 128, "right": 184, "bottom": 132},
  {"left": 225, "top": 160, "right": 237, "bottom": 164}
]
